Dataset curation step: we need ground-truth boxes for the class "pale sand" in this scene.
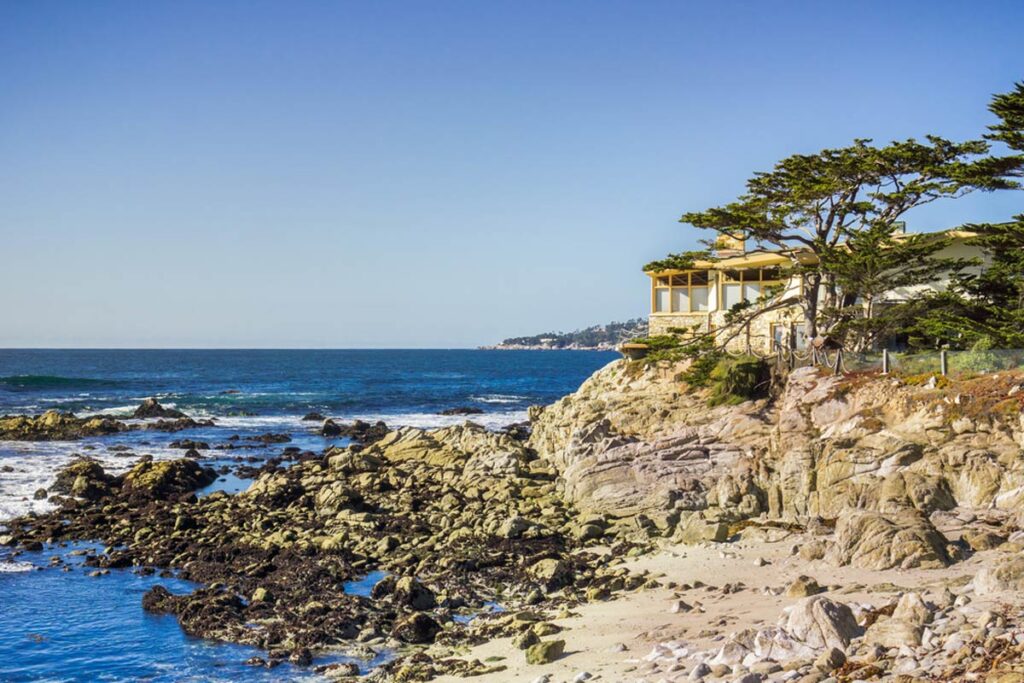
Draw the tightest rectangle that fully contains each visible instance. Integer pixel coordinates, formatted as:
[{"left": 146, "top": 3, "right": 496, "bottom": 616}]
[{"left": 433, "top": 532, "right": 997, "bottom": 683}]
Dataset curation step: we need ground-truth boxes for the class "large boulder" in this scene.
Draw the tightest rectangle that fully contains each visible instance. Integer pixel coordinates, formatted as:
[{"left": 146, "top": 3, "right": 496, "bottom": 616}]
[
  {"left": 121, "top": 458, "right": 217, "bottom": 498},
  {"left": 52, "top": 459, "right": 112, "bottom": 496},
  {"left": 974, "top": 556, "right": 1024, "bottom": 596},
  {"left": 827, "top": 510, "right": 950, "bottom": 570},
  {"left": 779, "top": 596, "right": 861, "bottom": 651}
]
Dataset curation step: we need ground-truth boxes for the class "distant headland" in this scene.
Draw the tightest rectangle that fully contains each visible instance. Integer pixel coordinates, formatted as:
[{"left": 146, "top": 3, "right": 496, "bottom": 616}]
[{"left": 483, "top": 318, "right": 647, "bottom": 350}]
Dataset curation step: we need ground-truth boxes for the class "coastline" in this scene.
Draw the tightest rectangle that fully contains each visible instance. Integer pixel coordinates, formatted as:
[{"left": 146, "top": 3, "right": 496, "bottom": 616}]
[{"left": 4, "top": 354, "right": 1024, "bottom": 681}]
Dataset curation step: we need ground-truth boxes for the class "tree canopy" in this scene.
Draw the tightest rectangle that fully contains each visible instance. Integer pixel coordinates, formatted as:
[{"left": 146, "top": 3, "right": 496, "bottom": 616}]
[{"left": 663, "top": 83, "right": 1024, "bottom": 349}]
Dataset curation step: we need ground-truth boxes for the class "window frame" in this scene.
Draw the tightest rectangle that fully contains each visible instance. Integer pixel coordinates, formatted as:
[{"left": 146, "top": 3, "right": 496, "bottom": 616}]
[{"left": 650, "top": 270, "right": 713, "bottom": 314}]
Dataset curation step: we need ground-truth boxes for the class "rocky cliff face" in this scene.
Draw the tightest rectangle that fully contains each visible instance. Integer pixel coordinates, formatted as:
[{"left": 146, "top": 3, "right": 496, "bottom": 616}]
[{"left": 528, "top": 359, "right": 1024, "bottom": 564}]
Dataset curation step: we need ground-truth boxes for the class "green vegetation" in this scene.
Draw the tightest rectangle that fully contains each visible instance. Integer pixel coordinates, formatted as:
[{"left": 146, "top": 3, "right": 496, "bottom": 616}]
[
  {"left": 651, "top": 82, "right": 1024, "bottom": 353},
  {"left": 642, "top": 250, "right": 713, "bottom": 273},
  {"left": 706, "top": 356, "right": 771, "bottom": 406},
  {"left": 626, "top": 334, "right": 767, "bottom": 405}
]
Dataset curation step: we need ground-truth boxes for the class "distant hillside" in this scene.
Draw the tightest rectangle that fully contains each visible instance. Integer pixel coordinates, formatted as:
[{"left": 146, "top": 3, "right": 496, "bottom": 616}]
[{"left": 487, "top": 318, "right": 647, "bottom": 350}]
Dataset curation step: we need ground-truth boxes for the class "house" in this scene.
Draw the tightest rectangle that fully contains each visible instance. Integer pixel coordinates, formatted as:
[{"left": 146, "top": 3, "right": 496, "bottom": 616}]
[{"left": 644, "top": 230, "right": 985, "bottom": 354}]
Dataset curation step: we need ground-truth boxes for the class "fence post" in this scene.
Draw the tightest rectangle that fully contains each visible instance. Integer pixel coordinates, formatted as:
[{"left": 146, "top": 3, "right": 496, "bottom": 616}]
[
  {"left": 882, "top": 349, "right": 889, "bottom": 375},
  {"left": 940, "top": 350, "right": 948, "bottom": 377}
]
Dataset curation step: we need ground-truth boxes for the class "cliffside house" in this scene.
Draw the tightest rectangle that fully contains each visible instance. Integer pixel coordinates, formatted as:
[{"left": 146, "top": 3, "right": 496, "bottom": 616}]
[{"left": 645, "top": 229, "right": 986, "bottom": 354}]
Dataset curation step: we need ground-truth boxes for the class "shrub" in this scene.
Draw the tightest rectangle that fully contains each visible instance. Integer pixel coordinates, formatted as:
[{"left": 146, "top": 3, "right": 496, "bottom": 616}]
[{"left": 707, "top": 356, "right": 771, "bottom": 406}]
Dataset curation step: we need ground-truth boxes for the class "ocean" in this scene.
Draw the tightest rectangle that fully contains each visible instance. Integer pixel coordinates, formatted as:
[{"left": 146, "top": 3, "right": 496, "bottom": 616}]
[{"left": 0, "top": 349, "right": 615, "bottom": 681}]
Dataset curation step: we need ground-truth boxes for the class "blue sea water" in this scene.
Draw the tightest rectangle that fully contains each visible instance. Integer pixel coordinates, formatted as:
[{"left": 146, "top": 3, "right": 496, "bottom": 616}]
[{"left": 0, "top": 349, "right": 615, "bottom": 682}]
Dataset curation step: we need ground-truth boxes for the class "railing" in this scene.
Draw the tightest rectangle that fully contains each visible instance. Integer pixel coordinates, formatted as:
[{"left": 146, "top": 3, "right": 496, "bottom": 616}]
[{"left": 774, "top": 346, "right": 1024, "bottom": 378}]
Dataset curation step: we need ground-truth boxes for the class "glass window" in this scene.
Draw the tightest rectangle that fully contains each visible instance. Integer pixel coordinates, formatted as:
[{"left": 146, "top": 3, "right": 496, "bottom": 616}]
[
  {"left": 670, "top": 275, "right": 688, "bottom": 287},
  {"left": 672, "top": 288, "right": 690, "bottom": 312},
  {"left": 690, "top": 270, "right": 710, "bottom": 285},
  {"left": 771, "top": 324, "right": 785, "bottom": 350},
  {"left": 744, "top": 282, "right": 761, "bottom": 302},
  {"left": 722, "top": 269, "right": 743, "bottom": 283},
  {"left": 654, "top": 288, "right": 670, "bottom": 312},
  {"left": 794, "top": 326, "right": 807, "bottom": 350},
  {"left": 691, "top": 286, "right": 709, "bottom": 311},
  {"left": 723, "top": 283, "right": 742, "bottom": 309},
  {"left": 656, "top": 276, "right": 670, "bottom": 287},
  {"left": 761, "top": 267, "right": 782, "bottom": 282}
]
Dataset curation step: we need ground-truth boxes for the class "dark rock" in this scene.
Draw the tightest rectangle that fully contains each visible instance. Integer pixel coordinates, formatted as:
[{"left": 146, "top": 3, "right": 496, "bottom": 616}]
[
  {"left": 321, "top": 419, "right": 342, "bottom": 437},
  {"left": 391, "top": 613, "right": 442, "bottom": 644},
  {"left": 439, "top": 407, "right": 484, "bottom": 416},
  {"left": 133, "top": 398, "right": 187, "bottom": 419},
  {"left": 33, "top": 488, "right": 47, "bottom": 500},
  {"left": 393, "top": 576, "right": 437, "bottom": 611},
  {"left": 302, "top": 412, "right": 326, "bottom": 422},
  {"left": 169, "top": 439, "right": 210, "bottom": 450},
  {"left": 121, "top": 459, "right": 217, "bottom": 499}
]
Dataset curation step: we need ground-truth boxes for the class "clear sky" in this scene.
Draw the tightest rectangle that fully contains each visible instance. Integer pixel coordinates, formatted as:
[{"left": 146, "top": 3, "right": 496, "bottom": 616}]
[{"left": 2, "top": 1, "right": 1022, "bottom": 348}]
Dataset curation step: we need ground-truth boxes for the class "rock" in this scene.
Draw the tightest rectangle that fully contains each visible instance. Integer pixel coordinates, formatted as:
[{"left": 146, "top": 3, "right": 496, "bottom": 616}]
[
  {"left": 439, "top": 407, "right": 484, "bottom": 416},
  {"left": 321, "top": 419, "right": 343, "bottom": 437},
  {"left": 675, "top": 514, "right": 730, "bottom": 545},
  {"left": 864, "top": 617, "right": 923, "bottom": 648},
  {"left": 33, "top": 487, "right": 48, "bottom": 500},
  {"left": 814, "top": 646, "right": 846, "bottom": 672},
  {"left": 785, "top": 575, "right": 824, "bottom": 598},
  {"left": 974, "top": 556, "right": 1024, "bottom": 595},
  {"left": 498, "top": 516, "right": 531, "bottom": 539},
  {"left": 528, "top": 558, "right": 573, "bottom": 592},
  {"left": 301, "top": 412, "right": 326, "bottom": 422},
  {"left": 963, "top": 529, "right": 1006, "bottom": 551},
  {"left": 121, "top": 459, "right": 217, "bottom": 499},
  {"left": 780, "top": 596, "right": 861, "bottom": 650},
  {"left": 0, "top": 411, "right": 127, "bottom": 441},
  {"left": 689, "top": 662, "right": 711, "bottom": 680},
  {"left": 669, "top": 599, "right": 693, "bottom": 613},
  {"left": 798, "top": 540, "right": 827, "bottom": 562},
  {"left": 891, "top": 592, "right": 931, "bottom": 626},
  {"left": 525, "top": 639, "right": 565, "bottom": 665},
  {"left": 513, "top": 630, "right": 540, "bottom": 650},
  {"left": 391, "top": 613, "right": 441, "bottom": 644},
  {"left": 392, "top": 576, "right": 436, "bottom": 611},
  {"left": 132, "top": 398, "right": 186, "bottom": 419},
  {"left": 828, "top": 510, "right": 949, "bottom": 570},
  {"left": 370, "top": 574, "right": 397, "bottom": 599}
]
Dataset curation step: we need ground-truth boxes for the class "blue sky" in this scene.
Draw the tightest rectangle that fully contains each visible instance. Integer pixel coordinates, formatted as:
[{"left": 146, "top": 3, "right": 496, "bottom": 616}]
[{"left": 2, "top": 1, "right": 1022, "bottom": 348}]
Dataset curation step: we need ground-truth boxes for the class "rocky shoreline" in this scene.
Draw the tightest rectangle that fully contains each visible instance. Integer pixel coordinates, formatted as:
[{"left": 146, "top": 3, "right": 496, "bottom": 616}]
[{"left": 4, "top": 362, "right": 1024, "bottom": 681}]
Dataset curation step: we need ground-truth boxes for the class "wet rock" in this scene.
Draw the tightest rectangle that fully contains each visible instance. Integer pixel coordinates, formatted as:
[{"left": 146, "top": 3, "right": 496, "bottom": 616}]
[
  {"left": 439, "top": 407, "right": 484, "bottom": 416},
  {"left": 392, "top": 576, "right": 436, "bottom": 611},
  {"left": 121, "top": 459, "right": 217, "bottom": 499},
  {"left": 391, "top": 613, "right": 441, "bottom": 644},
  {"left": 133, "top": 398, "right": 187, "bottom": 419},
  {"left": 33, "top": 487, "right": 48, "bottom": 500},
  {"left": 302, "top": 412, "right": 326, "bottom": 422}
]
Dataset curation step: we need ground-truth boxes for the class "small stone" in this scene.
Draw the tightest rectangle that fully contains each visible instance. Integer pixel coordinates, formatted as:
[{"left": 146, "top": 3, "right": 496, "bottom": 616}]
[
  {"left": 785, "top": 575, "right": 824, "bottom": 598},
  {"left": 670, "top": 599, "right": 693, "bottom": 613}
]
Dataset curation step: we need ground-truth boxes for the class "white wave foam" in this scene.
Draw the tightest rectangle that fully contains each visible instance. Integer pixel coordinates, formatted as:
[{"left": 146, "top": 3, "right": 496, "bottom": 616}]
[
  {"left": 469, "top": 394, "right": 528, "bottom": 404},
  {"left": 343, "top": 410, "right": 529, "bottom": 430},
  {"left": 0, "top": 439, "right": 187, "bottom": 522},
  {"left": 0, "top": 560, "right": 34, "bottom": 573}
]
